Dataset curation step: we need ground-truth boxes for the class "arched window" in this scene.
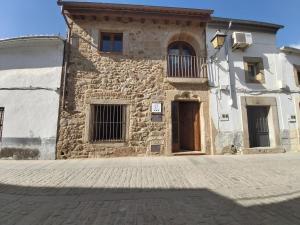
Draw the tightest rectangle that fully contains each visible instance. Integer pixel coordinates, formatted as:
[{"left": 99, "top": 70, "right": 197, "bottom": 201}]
[
  {"left": 168, "top": 41, "right": 196, "bottom": 57},
  {"left": 167, "top": 42, "right": 199, "bottom": 78}
]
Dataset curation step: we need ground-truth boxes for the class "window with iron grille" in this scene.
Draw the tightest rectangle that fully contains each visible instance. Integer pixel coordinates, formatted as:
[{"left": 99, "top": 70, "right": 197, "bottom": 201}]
[
  {"left": 0, "top": 108, "right": 4, "bottom": 142},
  {"left": 92, "top": 104, "right": 126, "bottom": 142}
]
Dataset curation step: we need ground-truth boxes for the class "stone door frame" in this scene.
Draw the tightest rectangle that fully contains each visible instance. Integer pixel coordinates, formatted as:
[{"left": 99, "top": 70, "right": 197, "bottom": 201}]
[
  {"left": 241, "top": 96, "right": 280, "bottom": 149},
  {"left": 165, "top": 90, "right": 211, "bottom": 155}
]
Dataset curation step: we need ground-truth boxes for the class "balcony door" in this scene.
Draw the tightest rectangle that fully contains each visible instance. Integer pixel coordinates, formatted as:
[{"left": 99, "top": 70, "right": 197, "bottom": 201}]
[{"left": 168, "top": 41, "right": 198, "bottom": 78}]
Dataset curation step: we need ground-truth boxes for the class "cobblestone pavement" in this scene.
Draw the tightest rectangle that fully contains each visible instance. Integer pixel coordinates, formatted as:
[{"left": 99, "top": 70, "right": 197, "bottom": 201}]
[{"left": 1, "top": 153, "right": 300, "bottom": 225}]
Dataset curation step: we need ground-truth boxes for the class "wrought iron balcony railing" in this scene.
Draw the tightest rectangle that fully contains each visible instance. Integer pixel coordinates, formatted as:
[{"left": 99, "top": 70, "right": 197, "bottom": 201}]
[{"left": 167, "top": 55, "right": 207, "bottom": 78}]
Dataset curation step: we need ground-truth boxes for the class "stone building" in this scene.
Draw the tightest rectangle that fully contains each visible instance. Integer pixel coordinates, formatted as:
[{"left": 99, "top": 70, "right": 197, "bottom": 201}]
[
  {"left": 279, "top": 47, "right": 300, "bottom": 151},
  {"left": 57, "top": 1, "right": 300, "bottom": 158},
  {"left": 57, "top": 1, "right": 214, "bottom": 158},
  {"left": 0, "top": 36, "right": 64, "bottom": 159}
]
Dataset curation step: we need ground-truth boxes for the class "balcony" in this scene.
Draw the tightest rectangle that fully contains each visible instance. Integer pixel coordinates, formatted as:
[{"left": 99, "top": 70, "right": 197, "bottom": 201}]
[{"left": 166, "top": 55, "right": 208, "bottom": 84}]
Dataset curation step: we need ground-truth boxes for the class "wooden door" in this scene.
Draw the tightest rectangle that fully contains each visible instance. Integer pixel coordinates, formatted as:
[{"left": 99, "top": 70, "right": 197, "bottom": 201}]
[
  {"left": 178, "top": 102, "right": 200, "bottom": 151},
  {"left": 247, "top": 106, "right": 270, "bottom": 148}
]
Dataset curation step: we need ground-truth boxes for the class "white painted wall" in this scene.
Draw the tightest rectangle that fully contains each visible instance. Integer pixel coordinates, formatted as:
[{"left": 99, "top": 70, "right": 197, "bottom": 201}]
[
  {"left": 0, "top": 37, "right": 64, "bottom": 159},
  {"left": 207, "top": 27, "right": 300, "bottom": 153}
]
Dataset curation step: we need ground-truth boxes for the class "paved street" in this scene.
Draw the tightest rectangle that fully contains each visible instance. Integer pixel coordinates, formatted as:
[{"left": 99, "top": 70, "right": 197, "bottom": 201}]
[{"left": 1, "top": 153, "right": 300, "bottom": 225}]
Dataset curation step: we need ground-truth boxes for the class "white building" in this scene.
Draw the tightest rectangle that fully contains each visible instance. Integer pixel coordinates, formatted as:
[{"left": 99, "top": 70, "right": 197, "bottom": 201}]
[
  {"left": 0, "top": 36, "right": 64, "bottom": 159},
  {"left": 279, "top": 46, "right": 300, "bottom": 151},
  {"left": 207, "top": 18, "right": 300, "bottom": 154}
]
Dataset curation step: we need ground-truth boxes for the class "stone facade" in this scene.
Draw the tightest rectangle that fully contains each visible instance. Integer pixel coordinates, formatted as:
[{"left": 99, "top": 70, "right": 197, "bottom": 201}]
[{"left": 56, "top": 16, "right": 212, "bottom": 159}]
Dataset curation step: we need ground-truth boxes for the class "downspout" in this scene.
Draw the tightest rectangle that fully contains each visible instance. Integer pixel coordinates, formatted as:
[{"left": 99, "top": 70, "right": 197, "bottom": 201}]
[
  {"left": 56, "top": 3, "right": 72, "bottom": 159},
  {"left": 60, "top": 5, "right": 72, "bottom": 109},
  {"left": 57, "top": 0, "right": 70, "bottom": 30}
]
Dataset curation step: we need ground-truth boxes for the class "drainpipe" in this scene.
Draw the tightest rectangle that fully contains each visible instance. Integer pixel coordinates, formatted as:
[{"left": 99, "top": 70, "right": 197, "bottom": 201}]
[
  {"left": 60, "top": 5, "right": 72, "bottom": 109},
  {"left": 223, "top": 22, "right": 234, "bottom": 107}
]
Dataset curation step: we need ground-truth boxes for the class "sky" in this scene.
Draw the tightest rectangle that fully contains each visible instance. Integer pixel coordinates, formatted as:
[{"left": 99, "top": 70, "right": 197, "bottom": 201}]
[{"left": 0, "top": 0, "right": 299, "bottom": 48}]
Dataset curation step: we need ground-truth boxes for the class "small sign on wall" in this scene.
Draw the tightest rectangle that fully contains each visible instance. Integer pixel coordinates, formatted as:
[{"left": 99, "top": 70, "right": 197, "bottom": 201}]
[
  {"left": 288, "top": 115, "right": 296, "bottom": 123},
  {"left": 220, "top": 114, "right": 229, "bottom": 121},
  {"left": 152, "top": 103, "right": 162, "bottom": 114}
]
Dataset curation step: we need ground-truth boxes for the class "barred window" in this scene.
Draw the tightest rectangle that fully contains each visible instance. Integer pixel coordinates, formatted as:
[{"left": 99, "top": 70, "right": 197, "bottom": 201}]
[
  {"left": 0, "top": 107, "right": 4, "bottom": 142},
  {"left": 92, "top": 105, "right": 126, "bottom": 142}
]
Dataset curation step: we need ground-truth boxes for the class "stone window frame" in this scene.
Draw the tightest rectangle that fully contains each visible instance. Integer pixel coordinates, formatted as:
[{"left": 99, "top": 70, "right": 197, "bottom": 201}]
[
  {"left": 241, "top": 96, "right": 280, "bottom": 149},
  {"left": 243, "top": 57, "right": 265, "bottom": 84},
  {"left": 293, "top": 64, "right": 300, "bottom": 86},
  {"left": 84, "top": 99, "right": 130, "bottom": 147}
]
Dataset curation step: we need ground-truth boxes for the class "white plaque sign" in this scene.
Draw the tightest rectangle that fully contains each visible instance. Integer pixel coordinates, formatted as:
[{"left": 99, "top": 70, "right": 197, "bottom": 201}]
[{"left": 151, "top": 103, "right": 162, "bottom": 113}]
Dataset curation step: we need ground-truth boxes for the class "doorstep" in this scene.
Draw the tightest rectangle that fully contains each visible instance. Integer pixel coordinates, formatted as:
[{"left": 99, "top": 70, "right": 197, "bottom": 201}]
[
  {"left": 242, "top": 147, "right": 286, "bottom": 155},
  {"left": 173, "top": 151, "right": 206, "bottom": 156}
]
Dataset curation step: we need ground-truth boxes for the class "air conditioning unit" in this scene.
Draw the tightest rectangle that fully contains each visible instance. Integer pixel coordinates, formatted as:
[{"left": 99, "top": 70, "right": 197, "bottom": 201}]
[{"left": 232, "top": 32, "right": 253, "bottom": 50}]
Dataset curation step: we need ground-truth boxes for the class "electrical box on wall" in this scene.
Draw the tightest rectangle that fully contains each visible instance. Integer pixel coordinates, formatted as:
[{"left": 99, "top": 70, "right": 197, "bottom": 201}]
[{"left": 151, "top": 145, "right": 161, "bottom": 153}]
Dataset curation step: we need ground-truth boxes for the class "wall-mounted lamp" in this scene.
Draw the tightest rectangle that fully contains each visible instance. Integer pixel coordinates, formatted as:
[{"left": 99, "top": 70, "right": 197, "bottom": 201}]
[{"left": 211, "top": 30, "right": 227, "bottom": 49}]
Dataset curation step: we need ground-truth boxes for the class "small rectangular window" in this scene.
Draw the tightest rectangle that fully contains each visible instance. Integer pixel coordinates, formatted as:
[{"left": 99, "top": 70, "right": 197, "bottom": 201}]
[
  {"left": 92, "top": 104, "right": 126, "bottom": 142},
  {"left": 293, "top": 65, "right": 300, "bottom": 86},
  {"left": 0, "top": 107, "right": 4, "bottom": 142},
  {"left": 247, "top": 62, "right": 260, "bottom": 80},
  {"left": 100, "top": 32, "right": 123, "bottom": 53},
  {"left": 244, "top": 57, "right": 264, "bottom": 83}
]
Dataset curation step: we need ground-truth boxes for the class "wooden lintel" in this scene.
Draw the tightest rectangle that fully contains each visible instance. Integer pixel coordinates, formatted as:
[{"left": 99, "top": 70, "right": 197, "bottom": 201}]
[{"left": 64, "top": 9, "right": 211, "bottom": 23}]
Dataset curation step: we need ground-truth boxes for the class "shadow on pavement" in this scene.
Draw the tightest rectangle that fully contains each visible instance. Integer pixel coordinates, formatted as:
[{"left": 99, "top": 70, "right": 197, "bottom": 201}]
[{"left": 0, "top": 183, "right": 300, "bottom": 225}]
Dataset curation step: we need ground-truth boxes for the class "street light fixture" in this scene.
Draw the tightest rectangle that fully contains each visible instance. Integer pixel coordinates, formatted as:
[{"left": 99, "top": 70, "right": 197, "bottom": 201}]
[{"left": 211, "top": 30, "right": 227, "bottom": 49}]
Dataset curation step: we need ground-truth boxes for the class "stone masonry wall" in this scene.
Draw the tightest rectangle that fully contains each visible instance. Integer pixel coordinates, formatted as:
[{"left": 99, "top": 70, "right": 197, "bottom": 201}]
[{"left": 56, "top": 18, "right": 210, "bottom": 159}]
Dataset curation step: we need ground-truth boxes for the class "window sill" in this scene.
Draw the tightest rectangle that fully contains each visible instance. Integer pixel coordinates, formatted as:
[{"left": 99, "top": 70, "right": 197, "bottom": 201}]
[
  {"left": 89, "top": 142, "right": 127, "bottom": 147},
  {"left": 166, "top": 77, "right": 208, "bottom": 84},
  {"left": 99, "top": 51, "right": 123, "bottom": 56},
  {"left": 246, "top": 81, "right": 265, "bottom": 85}
]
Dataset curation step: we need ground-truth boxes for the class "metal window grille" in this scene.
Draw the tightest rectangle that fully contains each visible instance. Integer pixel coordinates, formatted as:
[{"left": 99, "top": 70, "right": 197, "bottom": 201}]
[
  {"left": 92, "top": 104, "right": 126, "bottom": 142},
  {"left": 0, "top": 108, "right": 4, "bottom": 142}
]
